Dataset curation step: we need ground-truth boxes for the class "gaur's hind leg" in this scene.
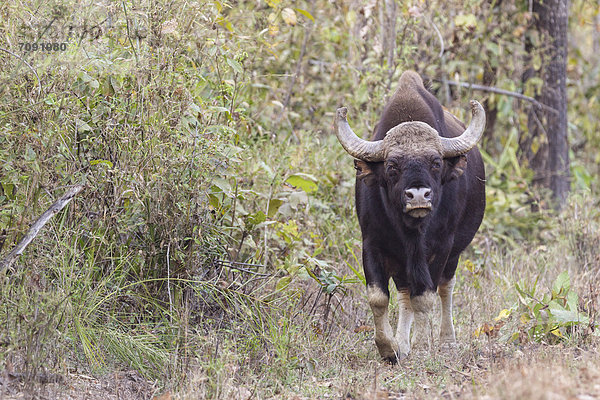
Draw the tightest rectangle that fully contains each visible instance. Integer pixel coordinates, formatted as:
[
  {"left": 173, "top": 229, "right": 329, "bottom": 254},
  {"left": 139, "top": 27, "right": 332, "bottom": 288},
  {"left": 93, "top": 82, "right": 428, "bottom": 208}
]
[
  {"left": 410, "top": 291, "right": 437, "bottom": 351},
  {"left": 438, "top": 276, "right": 456, "bottom": 344},
  {"left": 439, "top": 254, "right": 460, "bottom": 344}
]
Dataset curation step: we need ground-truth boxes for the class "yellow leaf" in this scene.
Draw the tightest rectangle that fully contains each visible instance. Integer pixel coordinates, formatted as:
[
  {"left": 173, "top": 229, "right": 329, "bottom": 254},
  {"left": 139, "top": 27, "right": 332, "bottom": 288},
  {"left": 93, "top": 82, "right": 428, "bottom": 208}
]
[
  {"left": 495, "top": 308, "right": 511, "bottom": 321},
  {"left": 520, "top": 313, "right": 530, "bottom": 324},
  {"left": 269, "top": 24, "right": 279, "bottom": 36},
  {"left": 346, "top": 10, "right": 357, "bottom": 26},
  {"left": 295, "top": 8, "right": 314, "bottom": 22},
  {"left": 282, "top": 8, "right": 297, "bottom": 26},
  {"left": 463, "top": 259, "right": 475, "bottom": 272},
  {"left": 512, "top": 26, "right": 526, "bottom": 37},
  {"left": 550, "top": 327, "right": 563, "bottom": 338}
]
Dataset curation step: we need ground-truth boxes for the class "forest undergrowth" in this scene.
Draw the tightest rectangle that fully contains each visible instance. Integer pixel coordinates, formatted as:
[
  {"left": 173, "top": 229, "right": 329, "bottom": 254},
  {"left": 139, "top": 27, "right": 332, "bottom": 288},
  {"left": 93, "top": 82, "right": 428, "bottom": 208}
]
[{"left": 1, "top": 1, "right": 599, "bottom": 399}]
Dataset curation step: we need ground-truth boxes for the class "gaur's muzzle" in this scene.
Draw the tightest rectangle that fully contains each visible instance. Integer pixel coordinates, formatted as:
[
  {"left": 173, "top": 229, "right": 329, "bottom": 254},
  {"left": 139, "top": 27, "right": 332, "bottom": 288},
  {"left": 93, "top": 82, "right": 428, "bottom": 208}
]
[{"left": 404, "top": 187, "right": 432, "bottom": 218}]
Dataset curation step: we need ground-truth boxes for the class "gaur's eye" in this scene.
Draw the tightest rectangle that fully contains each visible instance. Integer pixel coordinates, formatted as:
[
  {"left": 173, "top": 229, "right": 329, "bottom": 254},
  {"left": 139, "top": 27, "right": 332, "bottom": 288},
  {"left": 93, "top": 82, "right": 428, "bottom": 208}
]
[
  {"left": 387, "top": 165, "right": 400, "bottom": 177},
  {"left": 432, "top": 159, "right": 442, "bottom": 170}
]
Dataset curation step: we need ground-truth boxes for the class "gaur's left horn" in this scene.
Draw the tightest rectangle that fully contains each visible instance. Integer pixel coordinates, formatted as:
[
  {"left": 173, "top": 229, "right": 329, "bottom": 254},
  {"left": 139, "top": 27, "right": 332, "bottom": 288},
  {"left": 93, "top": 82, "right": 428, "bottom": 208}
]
[
  {"left": 440, "top": 100, "right": 486, "bottom": 157},
  {"left": 334, "top": 107, "right": 386, "bottom": 162}
]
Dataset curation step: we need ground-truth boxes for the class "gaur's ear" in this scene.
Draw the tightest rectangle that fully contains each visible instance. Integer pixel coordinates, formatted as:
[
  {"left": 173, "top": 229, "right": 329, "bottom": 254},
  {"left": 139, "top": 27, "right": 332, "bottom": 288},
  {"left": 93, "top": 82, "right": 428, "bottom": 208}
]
[
  {"left": 354, "top": 159, "right": 379, "bottom": 186},
  {"left": 442, "top": 155, "right": 467, "bottom": 183}
]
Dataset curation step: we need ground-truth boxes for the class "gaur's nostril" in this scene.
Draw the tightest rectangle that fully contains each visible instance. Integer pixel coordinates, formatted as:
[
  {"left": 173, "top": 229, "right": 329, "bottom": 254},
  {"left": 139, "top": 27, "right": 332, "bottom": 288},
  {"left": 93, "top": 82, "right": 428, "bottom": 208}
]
[{"left": 405, "top": 187, "right": 431, "bottom": 203}]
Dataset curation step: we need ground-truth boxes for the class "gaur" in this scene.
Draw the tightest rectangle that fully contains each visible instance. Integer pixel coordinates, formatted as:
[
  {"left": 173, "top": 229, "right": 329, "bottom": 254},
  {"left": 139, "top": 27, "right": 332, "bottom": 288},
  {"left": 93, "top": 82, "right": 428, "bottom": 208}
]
[{"left": 334, "top": 71, "right": 486, "bottom": 362}]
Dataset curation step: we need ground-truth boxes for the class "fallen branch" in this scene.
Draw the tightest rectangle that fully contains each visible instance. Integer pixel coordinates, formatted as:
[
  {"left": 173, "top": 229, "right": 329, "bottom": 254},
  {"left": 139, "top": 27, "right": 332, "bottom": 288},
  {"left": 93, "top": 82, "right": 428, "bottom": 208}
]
[
  {"left": 0, "top": 185, "right": 85, "bottom": 272},
  {"left": 438, "top": 79, "right": 559, "bottom": 116}
]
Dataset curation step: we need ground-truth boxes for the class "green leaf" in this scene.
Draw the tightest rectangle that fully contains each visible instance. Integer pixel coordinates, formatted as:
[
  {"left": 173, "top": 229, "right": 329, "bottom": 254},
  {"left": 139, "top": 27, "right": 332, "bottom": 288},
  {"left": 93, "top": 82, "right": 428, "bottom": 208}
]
[
  {"left": 226, "top": 58, "right": 243, "bottom": 74},
  {"left": 90, "top": 159, "right": 114, "bottom": 168},
  {"left": 246, "top": 211, "right": 266, "bottom": 228},
  {"left": 25, "top": 145, "right": 36, "bottom": 161},
  {"left": 454, "top": 14, "right": 477, "bottom": 31},
  {"left": 267, "top": 199, "right": 283, "bottom": 217},
  {"left": 2, "top": 183, "right": 15, "bottom": 200},
  {"left": 275, "top": 276, "right": 291, "bottom": 291},
  {"left": 566, "top": 291, "right": 578, "bottom": 311},
  {"left": 552, "top": 271, "right": 570, "bottom": 295},
  {"left": 285, "top": 173, "right": 318, "bottom": 193},
  {"left": 217, "top": 17, "right": 234, "bottom": 32},
  {"left": 326, "top": 283, "right": 338, "bottom": 294},
  {"left": 212, "top": 178, "right": 232, "bottom": 195},
  {"left": 208, "top": 194, "right": 220, "bottom": 209},
  {"left": 76, "top": 119, "right": 93, "bottom": 133},
  {"left": 549, "top": 308, "right": 589, "bottom": 325}
]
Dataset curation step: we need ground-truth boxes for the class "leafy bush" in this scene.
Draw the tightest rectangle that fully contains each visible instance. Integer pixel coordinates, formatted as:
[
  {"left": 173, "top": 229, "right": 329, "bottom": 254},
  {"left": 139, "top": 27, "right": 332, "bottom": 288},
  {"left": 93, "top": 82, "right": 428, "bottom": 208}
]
[{"left": 475, "top": 271, "right": 596, "bottom": 344}]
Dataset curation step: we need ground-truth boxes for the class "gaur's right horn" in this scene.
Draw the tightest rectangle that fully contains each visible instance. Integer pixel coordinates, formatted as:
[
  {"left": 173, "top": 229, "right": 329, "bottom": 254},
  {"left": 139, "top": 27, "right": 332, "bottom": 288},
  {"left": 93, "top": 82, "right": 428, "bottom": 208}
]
[{"left": 334, "top": 107, "right": 386, "bottom": 162}]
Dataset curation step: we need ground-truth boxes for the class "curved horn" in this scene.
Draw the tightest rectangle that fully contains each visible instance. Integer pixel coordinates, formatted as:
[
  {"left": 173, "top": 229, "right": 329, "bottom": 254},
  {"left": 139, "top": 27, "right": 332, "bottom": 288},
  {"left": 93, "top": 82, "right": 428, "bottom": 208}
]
[
  {"left": 440, "top": 100, "right": 486, "bottom": 157},
  {"left": 334, "top": 107, "right": 385, "bottom": 162}
]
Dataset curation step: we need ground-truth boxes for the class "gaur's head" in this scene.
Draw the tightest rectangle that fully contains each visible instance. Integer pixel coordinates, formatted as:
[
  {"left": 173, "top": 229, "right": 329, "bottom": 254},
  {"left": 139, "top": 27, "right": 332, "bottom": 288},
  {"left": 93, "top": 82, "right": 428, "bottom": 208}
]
[{"left": 334, "top": 101, "right": 485, "bottom": 220}]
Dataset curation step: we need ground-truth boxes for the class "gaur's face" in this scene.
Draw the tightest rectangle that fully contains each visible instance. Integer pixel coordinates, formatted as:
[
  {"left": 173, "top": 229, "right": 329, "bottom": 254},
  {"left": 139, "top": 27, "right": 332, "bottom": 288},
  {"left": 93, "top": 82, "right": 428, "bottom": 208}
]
[
  {"left": 383, "top": 152, "right": 444, "bottom": 218},
  {"left": 354, "top": 128, "right": 468, "bottom": 220},
  {"left": 355, "top": 151, "right": 467, "bottom": 220}
]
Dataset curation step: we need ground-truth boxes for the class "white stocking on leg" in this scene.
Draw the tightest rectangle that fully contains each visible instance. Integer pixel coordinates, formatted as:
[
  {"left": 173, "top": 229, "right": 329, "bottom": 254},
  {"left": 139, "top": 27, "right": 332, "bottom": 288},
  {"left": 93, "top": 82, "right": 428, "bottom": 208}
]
[
  {"left": 438, "top": 276, "right": 456, "bottom": 344},
  {"left": 395, "top": 288, "right": 414, "bottom": 359},
  {"left": 367, "top": 285, "right": 398, "bottom": 361}
]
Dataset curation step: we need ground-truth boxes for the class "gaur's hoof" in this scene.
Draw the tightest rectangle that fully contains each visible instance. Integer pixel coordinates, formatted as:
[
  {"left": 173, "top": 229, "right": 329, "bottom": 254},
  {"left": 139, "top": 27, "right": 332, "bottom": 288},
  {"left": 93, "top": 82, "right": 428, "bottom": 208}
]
[{"left": 382, "top": 351, "right": 408, "bottom": 365}]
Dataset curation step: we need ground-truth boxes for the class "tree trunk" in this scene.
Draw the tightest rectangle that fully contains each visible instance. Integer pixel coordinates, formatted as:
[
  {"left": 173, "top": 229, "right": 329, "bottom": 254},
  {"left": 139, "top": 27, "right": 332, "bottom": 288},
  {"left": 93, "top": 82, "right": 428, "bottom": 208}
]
[{"left": 528, "top": 0, "right": 570, "bottom": 207}]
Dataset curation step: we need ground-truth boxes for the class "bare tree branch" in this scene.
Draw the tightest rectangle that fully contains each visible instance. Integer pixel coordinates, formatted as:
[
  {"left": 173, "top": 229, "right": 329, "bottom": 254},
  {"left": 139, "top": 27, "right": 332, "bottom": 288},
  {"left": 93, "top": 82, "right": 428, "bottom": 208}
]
[
  {"left": 425, "top": 15, "right": 444, "bottom": 60},
  {"left": 0, "top": 185, "right": 85, "bottom": 272},
  {"left": 439, "top": 79, "right": 559, "bottom": 116}
]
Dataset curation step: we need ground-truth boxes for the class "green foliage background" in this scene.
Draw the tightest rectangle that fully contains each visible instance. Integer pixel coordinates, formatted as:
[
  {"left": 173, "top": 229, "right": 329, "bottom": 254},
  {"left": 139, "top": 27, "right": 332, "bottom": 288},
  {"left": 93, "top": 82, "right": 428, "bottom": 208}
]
[{"left": 0, "top": 0, "right": 599, "bottom": 397}]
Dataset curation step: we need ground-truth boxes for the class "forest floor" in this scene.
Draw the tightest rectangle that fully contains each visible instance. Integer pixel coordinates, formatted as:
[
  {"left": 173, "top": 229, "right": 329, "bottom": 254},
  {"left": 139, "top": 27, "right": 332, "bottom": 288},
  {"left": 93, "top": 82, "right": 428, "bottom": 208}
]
[{"left": 3, "top": 309, "right": 599, "bottom": 400}]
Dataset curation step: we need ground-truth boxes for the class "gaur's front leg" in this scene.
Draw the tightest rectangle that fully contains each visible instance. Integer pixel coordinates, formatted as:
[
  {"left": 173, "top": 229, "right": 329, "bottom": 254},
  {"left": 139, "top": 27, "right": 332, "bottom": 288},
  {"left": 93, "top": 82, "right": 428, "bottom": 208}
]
[
  {"left": 367, "top": 284, "right": 398, "bottom": 362},
  {"left": 364, "top": 247, "right": 399, "bottom": 362}
]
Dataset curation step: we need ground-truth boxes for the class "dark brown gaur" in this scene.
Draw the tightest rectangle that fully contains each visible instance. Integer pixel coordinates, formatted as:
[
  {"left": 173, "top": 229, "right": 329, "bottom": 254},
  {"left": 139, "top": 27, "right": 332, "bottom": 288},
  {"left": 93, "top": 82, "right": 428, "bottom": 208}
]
[{"left": 334, "top": 70, "right": 486, "bottom": 362}]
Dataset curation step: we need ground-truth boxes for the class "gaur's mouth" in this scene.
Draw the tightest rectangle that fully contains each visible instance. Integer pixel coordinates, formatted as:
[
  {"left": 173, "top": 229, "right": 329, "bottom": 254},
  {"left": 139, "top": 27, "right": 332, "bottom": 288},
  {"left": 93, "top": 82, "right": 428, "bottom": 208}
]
[{"left": 404, "top": 204, "right": 432, "bottom": 218}]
